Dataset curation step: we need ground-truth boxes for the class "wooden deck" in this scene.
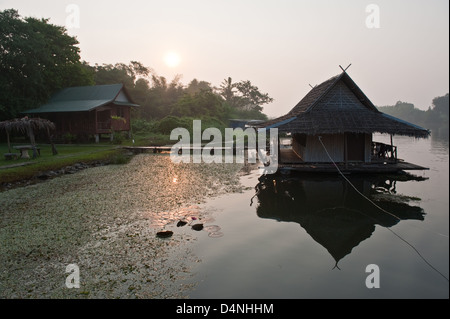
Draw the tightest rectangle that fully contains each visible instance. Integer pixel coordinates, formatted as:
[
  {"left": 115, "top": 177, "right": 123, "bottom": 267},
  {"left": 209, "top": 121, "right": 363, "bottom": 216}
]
[{"left": 278, "top": 148, "right": 428, "bottom": 174}]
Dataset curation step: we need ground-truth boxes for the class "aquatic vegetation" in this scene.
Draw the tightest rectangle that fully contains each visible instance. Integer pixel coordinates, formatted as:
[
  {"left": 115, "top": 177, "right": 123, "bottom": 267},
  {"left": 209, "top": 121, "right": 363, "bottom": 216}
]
[{"left": 0, "top": 154, "right": 245, "bottom": 298}]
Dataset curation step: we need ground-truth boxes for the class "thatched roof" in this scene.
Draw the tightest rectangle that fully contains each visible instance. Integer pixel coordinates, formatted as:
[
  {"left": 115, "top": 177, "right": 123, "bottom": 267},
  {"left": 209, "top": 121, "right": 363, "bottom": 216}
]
[
  {"left": 1, "top": 117, "right": 57, "bottom": 155},
  {"left": 258, "top": 71, "right": 430, "bottom": 138},
  {"left": 0, "top": 117, "right": 56, "bottom": 134}
]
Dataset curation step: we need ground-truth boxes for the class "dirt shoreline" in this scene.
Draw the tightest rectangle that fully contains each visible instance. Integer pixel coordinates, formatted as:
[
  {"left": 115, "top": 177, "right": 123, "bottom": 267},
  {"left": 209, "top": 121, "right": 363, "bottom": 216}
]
[
  {"left": 0, "top": 159, "right": 112, "bottom": 192},
  {"left": 0, "top": 154, "right": 245, "bottom": 298}
]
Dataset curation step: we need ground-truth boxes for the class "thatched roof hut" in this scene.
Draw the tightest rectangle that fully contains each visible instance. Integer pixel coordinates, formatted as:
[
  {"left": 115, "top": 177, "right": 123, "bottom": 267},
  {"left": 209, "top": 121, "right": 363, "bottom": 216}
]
[
  {"left": 259, "top": 71, "right": 430, "bottom": 138},
  {"left": 256, "top": 70, "right": 430, "bottom": 171},
  {"left": 0, "top": 117, "right": 56, "bottom": 134},
  {"left": 0, "top": 117, "right": 56, "bottom": 156}
]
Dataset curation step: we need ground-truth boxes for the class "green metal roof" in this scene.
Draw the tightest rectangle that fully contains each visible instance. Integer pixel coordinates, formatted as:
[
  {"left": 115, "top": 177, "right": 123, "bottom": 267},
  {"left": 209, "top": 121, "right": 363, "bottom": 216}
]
[{"left": 25, "top": 84, "right": 139, "bottom": 114}]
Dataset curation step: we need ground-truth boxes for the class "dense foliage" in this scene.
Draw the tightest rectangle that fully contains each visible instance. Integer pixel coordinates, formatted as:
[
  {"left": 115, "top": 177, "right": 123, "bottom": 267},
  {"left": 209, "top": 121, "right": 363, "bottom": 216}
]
[
  {"left": 0, "top": 9, "right": 94, "bottom": 120},
  {"left": 377, "top": 94, "right": 449, "bottom": 135},
  {"left": 0, "top": 9, "right": 270, "bottom": 127},
  {"left": 91, "top": 61, "right": 271, "bottom": 123}
]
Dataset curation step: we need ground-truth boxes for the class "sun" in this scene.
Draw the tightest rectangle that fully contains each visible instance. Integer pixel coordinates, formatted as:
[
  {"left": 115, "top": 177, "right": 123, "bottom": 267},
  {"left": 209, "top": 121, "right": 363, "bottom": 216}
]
[{"left": 164, "top": 51, "right": 181, "bottom": 68}]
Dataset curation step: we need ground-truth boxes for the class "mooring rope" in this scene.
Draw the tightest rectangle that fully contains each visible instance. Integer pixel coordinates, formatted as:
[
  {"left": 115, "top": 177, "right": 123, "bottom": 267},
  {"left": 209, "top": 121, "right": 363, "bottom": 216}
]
[{"left": 318, "top": 136, "right": 449, "bottom": 283}]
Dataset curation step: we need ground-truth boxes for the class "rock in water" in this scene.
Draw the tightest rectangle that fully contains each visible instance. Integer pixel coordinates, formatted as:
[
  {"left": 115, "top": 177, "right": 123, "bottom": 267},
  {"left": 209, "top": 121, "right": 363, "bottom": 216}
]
[
  {"left": 156, "top": 231, "right": 174, "bottom": 238},
  {"left": 177, "top": 220, "right": 188, "bottom": 227},
  {"left": 191, "top": 224, "right": 204, "bottom": 231}
]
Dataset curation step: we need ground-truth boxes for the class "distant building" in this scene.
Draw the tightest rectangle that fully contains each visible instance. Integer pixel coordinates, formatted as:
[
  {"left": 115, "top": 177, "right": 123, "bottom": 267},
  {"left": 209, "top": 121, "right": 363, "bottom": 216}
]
[
  {"left": 229, "top": 119, "right": 265, "bottom": 129},
  {"left": 25, "top": 84, "right": 139, "bottom": 142}
]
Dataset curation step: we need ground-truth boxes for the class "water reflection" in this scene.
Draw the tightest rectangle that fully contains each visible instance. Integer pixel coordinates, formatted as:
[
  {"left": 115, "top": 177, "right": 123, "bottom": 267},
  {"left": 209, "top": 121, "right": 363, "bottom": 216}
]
[{"left": 253, "top": 173, "right": 427, "bottom": 268}]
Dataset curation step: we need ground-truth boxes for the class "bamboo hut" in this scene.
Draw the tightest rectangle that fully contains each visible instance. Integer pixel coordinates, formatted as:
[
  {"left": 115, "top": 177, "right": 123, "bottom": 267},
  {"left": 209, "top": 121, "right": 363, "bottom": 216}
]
[{"left": 256, "top": 70, "right": 431, "bottom": 173}]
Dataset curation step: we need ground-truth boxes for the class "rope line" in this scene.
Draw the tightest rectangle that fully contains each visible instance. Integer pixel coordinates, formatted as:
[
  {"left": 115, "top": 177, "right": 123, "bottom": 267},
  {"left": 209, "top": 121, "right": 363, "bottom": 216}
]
[{"left": 318, "top": 136, "right": 449, "bottom": 283}]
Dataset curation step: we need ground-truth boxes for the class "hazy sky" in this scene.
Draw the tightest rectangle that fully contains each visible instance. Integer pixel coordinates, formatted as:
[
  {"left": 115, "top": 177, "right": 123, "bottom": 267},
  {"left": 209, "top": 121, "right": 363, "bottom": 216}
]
[{"left": 1, "top": 0, "right": 448, "bottom": 118}]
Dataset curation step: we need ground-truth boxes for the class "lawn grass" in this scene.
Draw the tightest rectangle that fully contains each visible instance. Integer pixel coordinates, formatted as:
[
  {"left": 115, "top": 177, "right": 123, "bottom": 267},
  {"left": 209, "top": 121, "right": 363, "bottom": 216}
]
[
  {"left": 0, "top": 143, "right": 123, "bottom": 184},
  {"left": 127, "top": 132, "right": 174, "bottom": 146}
]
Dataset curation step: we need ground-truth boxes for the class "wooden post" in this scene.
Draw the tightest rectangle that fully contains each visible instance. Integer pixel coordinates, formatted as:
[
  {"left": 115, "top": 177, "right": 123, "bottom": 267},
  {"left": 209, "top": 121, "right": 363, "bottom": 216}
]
[
  {"left": 6, "top": 130, "right": 11, "bottom": 153},
  {"left": 27, "top": 122, "right": 38, "bottom": 159},
  {"left": 344, "top": 134, "right": 348, "bottom": 169},
  {"left": 47, "top": 127, "right": 58, "bottom": 155},
  {"left": 278, "top": 136, "right": 282, "bottom": 164},
  {"left": 95, "top": 109, "right": 98, "bottom": 134},
  {"left": 390, "top": 134, "right": 394, "bottom": 162}
]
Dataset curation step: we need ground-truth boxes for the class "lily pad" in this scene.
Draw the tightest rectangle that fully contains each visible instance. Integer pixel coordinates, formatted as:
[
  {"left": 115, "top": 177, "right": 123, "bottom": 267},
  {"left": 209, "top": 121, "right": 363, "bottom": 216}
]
[
  {"left": 208, "top": 232, "right": 224, "bottom": 238},
  {"left": 203, "top": 225, "right": 221, "bottom": 232}
]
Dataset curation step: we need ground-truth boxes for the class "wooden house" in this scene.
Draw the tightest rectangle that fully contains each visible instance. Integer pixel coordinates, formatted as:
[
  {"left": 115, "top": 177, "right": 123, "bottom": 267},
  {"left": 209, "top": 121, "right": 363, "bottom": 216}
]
[
  {"left": 257, "top": 70, "right": 430, "bottom": 173},
  {"left": 25, "top": 84, "right": 139, "bottom": 142}
]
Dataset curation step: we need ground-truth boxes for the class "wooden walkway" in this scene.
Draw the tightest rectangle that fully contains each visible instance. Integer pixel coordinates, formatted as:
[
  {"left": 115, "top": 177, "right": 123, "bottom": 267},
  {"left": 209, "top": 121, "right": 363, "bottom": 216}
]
[
  {"left": 123, "top": 146, "right": 173, "bottom": 153},
  {"left": 123, "top": 145, "right": 234, "bottom": 154}
]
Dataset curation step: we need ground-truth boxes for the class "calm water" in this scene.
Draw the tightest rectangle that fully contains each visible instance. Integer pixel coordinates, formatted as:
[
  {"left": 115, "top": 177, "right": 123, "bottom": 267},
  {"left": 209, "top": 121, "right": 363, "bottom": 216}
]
[{"left": 184, "top": 134, "right": 449, "bottom": 298}]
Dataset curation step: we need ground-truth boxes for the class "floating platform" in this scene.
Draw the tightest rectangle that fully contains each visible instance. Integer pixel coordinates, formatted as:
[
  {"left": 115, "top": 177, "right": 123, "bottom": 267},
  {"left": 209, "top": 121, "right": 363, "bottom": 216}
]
[
  {"left": 277, "top": 149, "right": 428, "bottom": 174},
  {"left": 277, "top": 161, "right": 428, "bottom": 174}
]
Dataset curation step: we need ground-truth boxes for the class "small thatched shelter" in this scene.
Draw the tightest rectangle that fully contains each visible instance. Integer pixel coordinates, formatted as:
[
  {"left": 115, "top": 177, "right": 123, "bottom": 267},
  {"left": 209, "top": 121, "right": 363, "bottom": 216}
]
[
  {"left": 0, "top": 117, "right": 57, "bottom": 158},
  {"left": 256, "top": 70, "right": 430, "bottom": 173}
]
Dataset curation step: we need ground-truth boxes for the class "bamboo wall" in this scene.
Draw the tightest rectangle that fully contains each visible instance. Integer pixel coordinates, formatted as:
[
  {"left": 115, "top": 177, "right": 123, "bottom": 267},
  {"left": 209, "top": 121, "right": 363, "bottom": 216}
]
[{"left": 292, "top": 133, "right": 372, "bottom": 163}]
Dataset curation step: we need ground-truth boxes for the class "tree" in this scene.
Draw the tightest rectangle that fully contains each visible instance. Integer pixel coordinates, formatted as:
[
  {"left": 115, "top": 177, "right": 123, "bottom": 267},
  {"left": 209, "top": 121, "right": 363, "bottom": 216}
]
[
  {"left": 186, "top": 79, "right": 213, "bottom": 95},
  {"left": 377, "top": 94, "right": 449, "bottom": 134},
  {"left": 0, "top": 9, "right": 94, "bottom": 120},
  {"left": 218, "top": 77, "right": 273, "bottom": 112},
  {"left": 377, "top": 101, "right": 426, "bottom": 127},
  {"left": 91, "top": 61, "right": 156, "bottom": 119},
  {"left": 425, "top": 93, "right": 449, "bottom": 132},
  {"left": 146, "top": 74, "right": 185, "bottom": 119},
  {"left": 171, "top": 90, "right": 223, "bottom": 118},
  {"left": 93, "top": 61, "right": 151, "bottom": 87},
  {"left": 234, "top": 80, "right": 274, "bottom": 112},
  {"left": 431, "top": 94, "right": 449, "bottom": 118},
  {"left": 219, "top": 77, "right": 237, "bottom": 105}
]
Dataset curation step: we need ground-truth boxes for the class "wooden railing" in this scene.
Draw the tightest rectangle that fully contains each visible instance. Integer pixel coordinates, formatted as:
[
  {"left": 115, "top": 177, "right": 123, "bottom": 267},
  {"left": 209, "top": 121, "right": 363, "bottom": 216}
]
[{"left": 372, "top": 142, "right": 397, "bottom": 162}]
